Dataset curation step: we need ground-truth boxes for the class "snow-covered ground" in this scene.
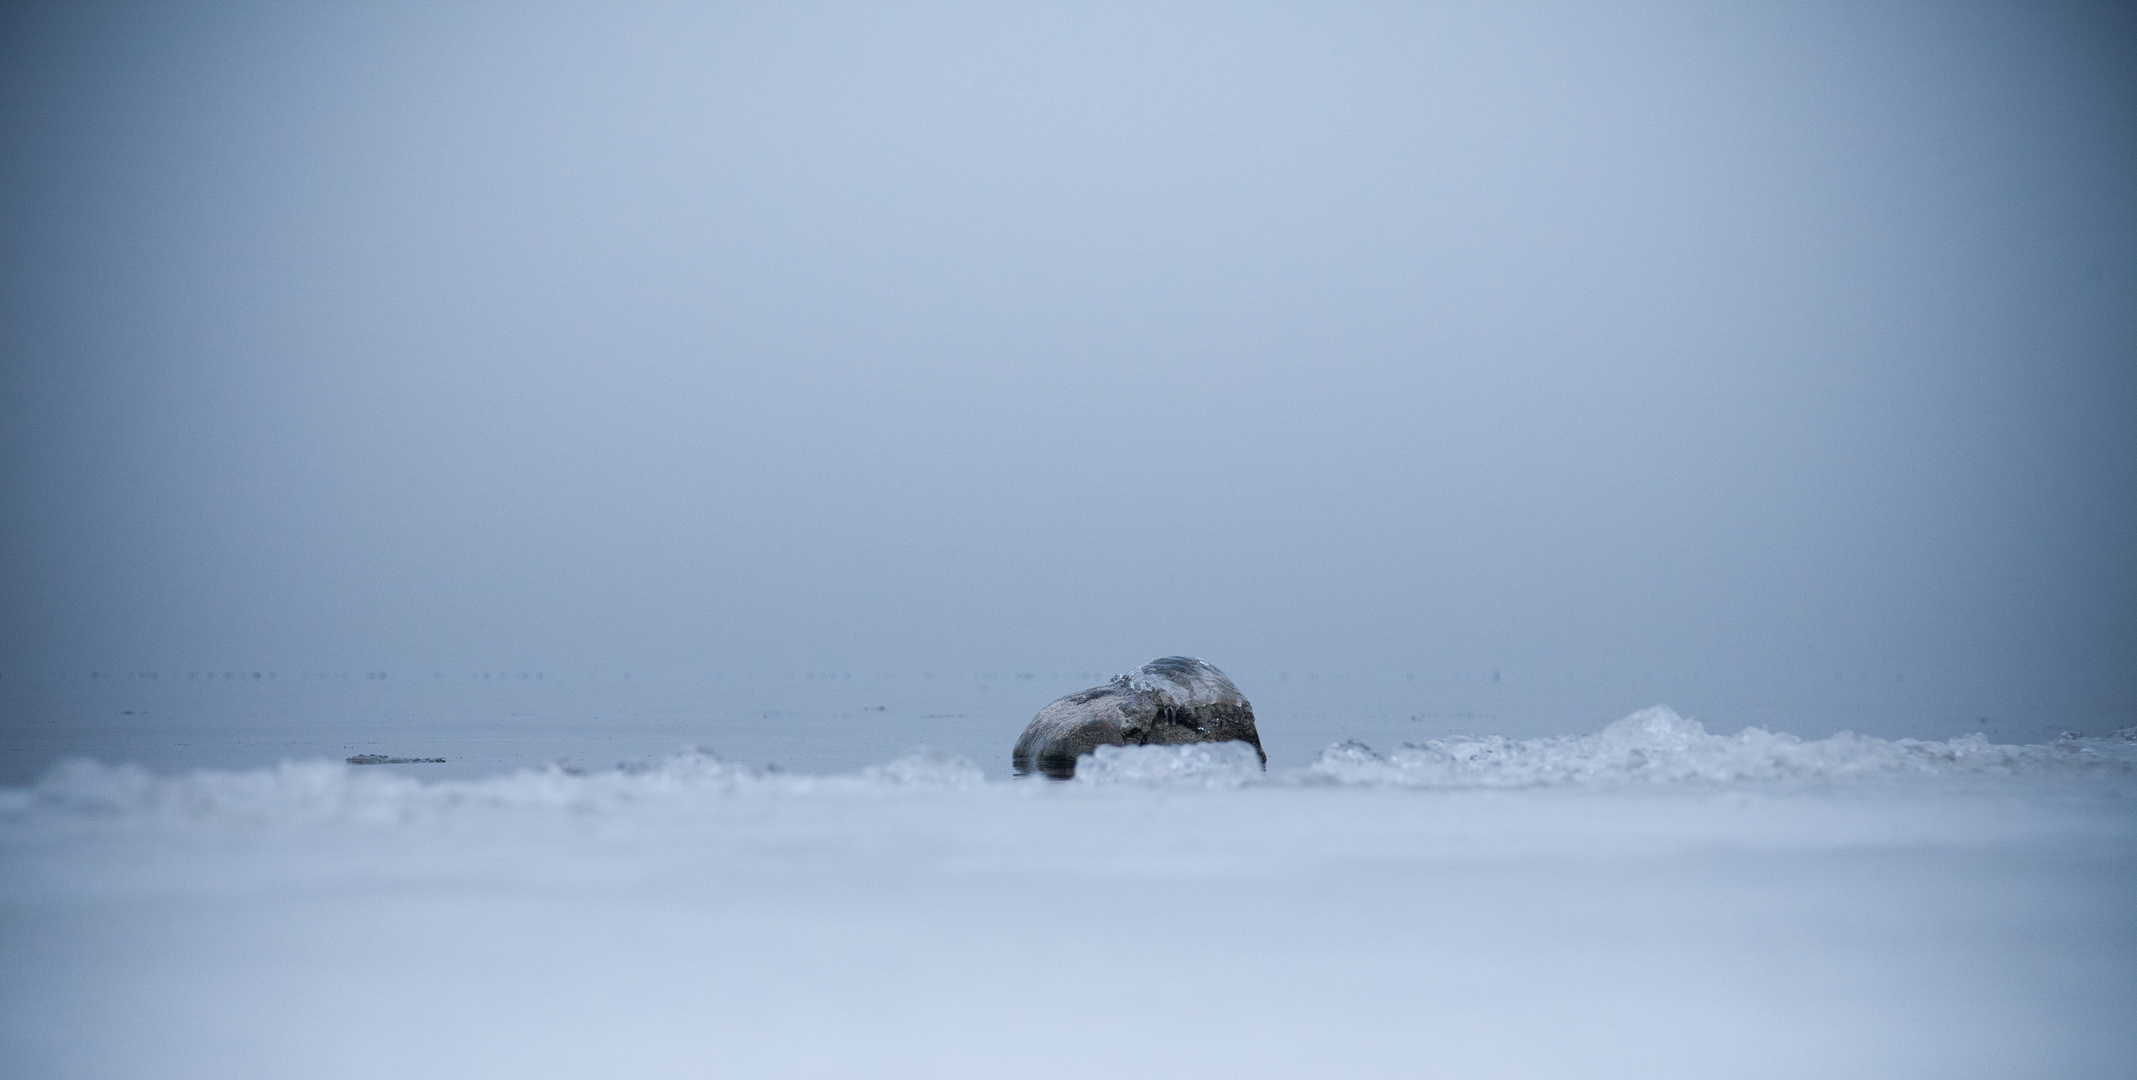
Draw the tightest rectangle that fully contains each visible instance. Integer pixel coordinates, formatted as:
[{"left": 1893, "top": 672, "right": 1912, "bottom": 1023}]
[{"left": 4, "top": 708, "right": 2134, "bottom": 1079}]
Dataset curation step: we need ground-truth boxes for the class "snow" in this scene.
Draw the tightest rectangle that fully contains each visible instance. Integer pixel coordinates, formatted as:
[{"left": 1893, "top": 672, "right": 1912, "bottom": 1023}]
[
  {"left": 3, "top": 709, "right": 2134, "bottom": 1078},
  {"left": 1115, "top": 656, "right": 1246, "bottom": 710}
]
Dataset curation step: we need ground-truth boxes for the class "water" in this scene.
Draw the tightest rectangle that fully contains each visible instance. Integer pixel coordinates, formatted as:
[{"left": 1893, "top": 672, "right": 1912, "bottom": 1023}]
[{"left": 0, "top": 665, "right": 2112, "bottom": 784}]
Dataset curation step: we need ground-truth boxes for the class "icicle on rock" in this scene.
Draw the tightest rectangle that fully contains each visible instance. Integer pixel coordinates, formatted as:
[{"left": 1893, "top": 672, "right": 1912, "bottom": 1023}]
[{"left": 1012, "top": 657, "right": 1265, "bottom": 779}]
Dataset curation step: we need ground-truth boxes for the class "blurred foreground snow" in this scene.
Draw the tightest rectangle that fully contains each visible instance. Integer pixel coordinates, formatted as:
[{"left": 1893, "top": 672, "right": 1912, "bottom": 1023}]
[{"left": 3, "top": 708, "right": 2133, "bottom": 1078}]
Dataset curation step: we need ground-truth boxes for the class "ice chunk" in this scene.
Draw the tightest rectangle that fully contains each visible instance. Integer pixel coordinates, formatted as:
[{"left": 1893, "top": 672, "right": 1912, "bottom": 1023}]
[
  {"left": 860, "top": 748, "right": 985, "bottom": 787},
  {"left": 1071, "top": 740, "right": 1266, "bottom": 788}
]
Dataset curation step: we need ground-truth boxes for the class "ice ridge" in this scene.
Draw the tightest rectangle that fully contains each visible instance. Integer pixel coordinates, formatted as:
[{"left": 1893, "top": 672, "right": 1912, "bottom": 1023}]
[
  {"left": 1306, "top": 706, "right": 2137, "bottom": 788},
  {"left": 0, "top": 747, "right": 985, "bottom": 827},
  {"left": 4, "top": 710, "right": 2134, "bottom": 828}
]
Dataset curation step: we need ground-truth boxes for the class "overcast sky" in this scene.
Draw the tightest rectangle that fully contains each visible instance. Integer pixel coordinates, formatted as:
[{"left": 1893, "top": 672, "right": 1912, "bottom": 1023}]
[{"left": 2, "top": 2, "right": 2131, "bottom": 713}]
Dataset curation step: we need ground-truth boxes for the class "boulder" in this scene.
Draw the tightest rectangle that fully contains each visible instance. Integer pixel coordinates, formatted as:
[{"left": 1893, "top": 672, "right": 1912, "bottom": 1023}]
[{"left": 1012, "top": 657, "right": 1265, "bottom": 779}]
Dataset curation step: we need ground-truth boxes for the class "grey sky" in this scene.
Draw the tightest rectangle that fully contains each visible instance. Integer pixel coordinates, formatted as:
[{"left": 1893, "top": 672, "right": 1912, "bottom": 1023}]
[{"left": 3, "top": 2, "right": 2131, "bottom": 717}]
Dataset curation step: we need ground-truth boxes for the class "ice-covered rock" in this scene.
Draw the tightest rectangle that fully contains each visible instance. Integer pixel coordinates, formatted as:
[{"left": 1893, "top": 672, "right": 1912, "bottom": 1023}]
[{"left": 1011, "top": 657, "right": 1264, "bottom": 779}]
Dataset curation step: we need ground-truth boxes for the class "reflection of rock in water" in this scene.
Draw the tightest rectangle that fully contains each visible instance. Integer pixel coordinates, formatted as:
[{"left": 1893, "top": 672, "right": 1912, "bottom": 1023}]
[
  {"left": 346, "top": 754, "right": 446, "bottom": 764},
  {"left": 1013, "top": 657, "right": 1264, "bottom": 779}
]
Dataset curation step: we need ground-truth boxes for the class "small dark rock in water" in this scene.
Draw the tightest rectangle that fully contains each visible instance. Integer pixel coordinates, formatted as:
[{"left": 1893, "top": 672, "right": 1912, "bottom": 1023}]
[
  {"left": 1013, "top": 656, "right": 1264, "bottom": 780},
  {"left": 346, "top": 754, "right": 446, "bottom": 765}
]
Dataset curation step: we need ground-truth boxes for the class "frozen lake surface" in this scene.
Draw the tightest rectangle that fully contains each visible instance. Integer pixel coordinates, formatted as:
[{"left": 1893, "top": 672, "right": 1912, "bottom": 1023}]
[{"left": 3, "top": 704, "right": 2133, "bottom": 1079}]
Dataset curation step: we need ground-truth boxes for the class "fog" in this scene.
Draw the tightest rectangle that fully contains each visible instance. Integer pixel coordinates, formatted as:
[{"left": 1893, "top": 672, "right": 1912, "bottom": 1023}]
[
  {"left": 5, "top": 10, "right": 2137, "bottom": 1077},
  {"left": 4, "top": 1, "right": 2133, "bottom": 732}
]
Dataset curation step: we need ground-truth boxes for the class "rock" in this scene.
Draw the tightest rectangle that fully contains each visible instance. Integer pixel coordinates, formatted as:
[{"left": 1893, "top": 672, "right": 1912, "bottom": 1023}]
[
  {"left": 1012, "top": 657, "right": 1264, "bottom": 779},
  {"left": 346, "top": 754, "right": 446, "bottom": 764}
]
